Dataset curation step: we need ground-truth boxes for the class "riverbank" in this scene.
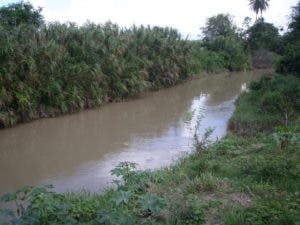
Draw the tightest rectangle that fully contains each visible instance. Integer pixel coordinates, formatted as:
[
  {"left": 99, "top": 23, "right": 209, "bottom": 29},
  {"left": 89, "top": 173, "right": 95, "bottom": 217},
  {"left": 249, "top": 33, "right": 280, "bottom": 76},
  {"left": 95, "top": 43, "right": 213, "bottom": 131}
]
[
  {"left": 1, "top": 73, "right": 299, "bottom": 224},
  {"left": 0, "top": 70, "right": 264, "bottom": 196},
  {"left": 0, "top": 2, "right": 253, "bottom": 129},
  {"left": 0, "top": 21, "right": 250, "bottom": 129}
]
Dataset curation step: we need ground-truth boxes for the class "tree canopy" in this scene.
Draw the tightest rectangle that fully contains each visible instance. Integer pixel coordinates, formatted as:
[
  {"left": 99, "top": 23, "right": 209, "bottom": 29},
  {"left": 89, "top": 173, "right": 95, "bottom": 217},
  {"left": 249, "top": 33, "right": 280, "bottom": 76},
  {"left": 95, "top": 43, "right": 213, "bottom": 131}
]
[
  {"left": 276, "top": 1, "right": 300, "bottom": 76},
  {"left": 247, "top": 18, "right": 281, "bottom": 52},
  {"left": 0, "top": 1, "right": 44, "bottom": 27},
  {"left": 201, "top": 14, "right": 237, "bottom": 41},
  {"left": 249, "top": 0, "right": 270, "bottom": 19},
  {"left": 288, "top": 1, "right": 300, "bottom": 41},
  {"left": 200, "top": 14, "right": 249, "bottom": 71}
]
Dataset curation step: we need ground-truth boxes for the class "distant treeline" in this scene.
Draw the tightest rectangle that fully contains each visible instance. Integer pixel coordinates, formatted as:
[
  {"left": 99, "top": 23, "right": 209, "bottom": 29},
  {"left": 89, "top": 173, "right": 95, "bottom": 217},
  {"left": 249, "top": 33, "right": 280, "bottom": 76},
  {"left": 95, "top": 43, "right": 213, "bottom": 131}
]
[{"left": 0, "top": 1, "right": 299, "bottom": 128}]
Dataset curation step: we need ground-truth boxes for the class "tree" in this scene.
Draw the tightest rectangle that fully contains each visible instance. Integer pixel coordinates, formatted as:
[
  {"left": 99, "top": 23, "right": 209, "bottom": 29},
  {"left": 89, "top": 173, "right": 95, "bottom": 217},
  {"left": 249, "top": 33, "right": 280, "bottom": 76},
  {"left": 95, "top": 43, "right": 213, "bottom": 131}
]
[
  {"left": 201, "top": 14, "right": 249, "bottom": 71},
  {"left": 288, "top": 1, "right": 300, "bottom": 41},
  {"left": 0, "top": 1, "right": 44, "bottom": 27},
  {"left": 247, "top": 18, "right": 281, "bottom": 52},
  {"left": 249, "top": 0, "right": 270, "bottom": 20},
  {"left": 276, "top": 1, "right": 300, "bottom": 76},
  {"left": 201, "top": 14, "right": 237, "bottom": 41}
]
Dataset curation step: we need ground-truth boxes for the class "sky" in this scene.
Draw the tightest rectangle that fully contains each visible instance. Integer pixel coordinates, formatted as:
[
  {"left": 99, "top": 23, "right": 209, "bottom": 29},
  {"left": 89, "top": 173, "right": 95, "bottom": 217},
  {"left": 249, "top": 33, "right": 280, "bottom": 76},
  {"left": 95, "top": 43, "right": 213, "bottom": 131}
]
[{"left": 0, "top": 0, "right": 298, "bottom": 39}]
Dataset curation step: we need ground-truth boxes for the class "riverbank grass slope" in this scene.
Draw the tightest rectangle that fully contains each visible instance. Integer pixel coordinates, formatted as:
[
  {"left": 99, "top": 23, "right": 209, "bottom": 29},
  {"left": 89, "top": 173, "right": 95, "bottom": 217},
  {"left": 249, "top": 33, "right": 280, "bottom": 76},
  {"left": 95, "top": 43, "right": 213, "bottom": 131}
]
[{"left": 1, "top": 74, "right": 300, "bottom": 225}]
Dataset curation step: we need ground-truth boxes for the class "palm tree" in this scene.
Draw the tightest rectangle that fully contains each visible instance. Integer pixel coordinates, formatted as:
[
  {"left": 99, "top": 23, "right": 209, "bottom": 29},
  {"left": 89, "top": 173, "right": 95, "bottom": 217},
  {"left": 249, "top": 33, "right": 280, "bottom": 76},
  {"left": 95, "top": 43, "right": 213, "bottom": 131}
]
[{"left": 249, "top": 0, "right": 270, "bottom": 20}]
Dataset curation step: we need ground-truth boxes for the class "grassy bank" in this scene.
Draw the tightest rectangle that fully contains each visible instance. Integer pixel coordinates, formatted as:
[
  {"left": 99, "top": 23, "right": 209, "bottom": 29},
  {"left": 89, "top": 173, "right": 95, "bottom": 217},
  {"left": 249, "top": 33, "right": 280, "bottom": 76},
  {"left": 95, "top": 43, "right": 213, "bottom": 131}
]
[
  {"left": 1, "top": 74, "right": 299, "bottom": 224},
  {"left": 229, "top": 75, "right": 300, "bottom": 135}
]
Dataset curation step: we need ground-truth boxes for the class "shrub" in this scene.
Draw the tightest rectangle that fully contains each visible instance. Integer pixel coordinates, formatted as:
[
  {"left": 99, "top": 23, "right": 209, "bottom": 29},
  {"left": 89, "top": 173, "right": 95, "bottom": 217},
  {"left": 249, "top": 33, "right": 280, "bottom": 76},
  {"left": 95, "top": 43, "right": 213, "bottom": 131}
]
[
  {"left": 275, "top": 2, "right": 300, "bottom": 76},
  {"left": 229, "top": 75, "right": 300, "bottom": 135},
  {"left": 276, "top": 44, "right": 300, "bottom": 76}
]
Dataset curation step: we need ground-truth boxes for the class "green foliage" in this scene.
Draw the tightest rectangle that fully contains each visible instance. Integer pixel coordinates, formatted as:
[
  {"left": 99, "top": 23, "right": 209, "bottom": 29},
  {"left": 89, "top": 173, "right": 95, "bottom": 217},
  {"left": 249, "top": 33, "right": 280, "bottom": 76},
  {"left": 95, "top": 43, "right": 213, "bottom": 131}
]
[
  {"left": 0, "top": 1, "right": 44, "bottom": 27},
  {"left": 200, "top": 172, "right": 225, "bottom": 192},
  {"left": 241, "top": 155, "right": 297, "bottom": 184},
  {"left": 204, "top": 35, "right": 249, "bottom": 71},
  {"left": 246, "top": 19, "right": 282, "bottom": 53},
  {"left": 194, "top": 48, "right": 227, "bottom": 73},
  {"left": 112, "top": 191, "right": 133, "bottom": 206},
  {"left": 1, "top": 103, "right": 299, "bottom": 224},
  {"left": 176, "top": 195, "right": 207, "bottom": 225},
  {"left": 276, "top": 43, "right": 300, "bottom": 76},
  {"left": 276, "top": 2, "right": 300, "bottom": 76},
  {"left": 0, "top": 21, "right": 193, "bottom": 127},
  {"left": 201, "top": 14, "right": 237, "bottom": 40},
  {"left": 194, "top": 127, "right": 214, "bottom": 152},
  {"left": 249, "top": 0, "right": 270, "bottom": 18},
  {"left": 223, "top": 196, "right": 300, "bottom": 225},
  {"left": 138, "top": 193, "right": 165, "bottom": 215},
  {"left": 201, "top": 14, "right": 249, "bottom": 71},
  {"left": 288, "top": 1, "right": 300, "bottom": 42},
  {"left": 229, "top": 75, "right": 300, "bottom": 135},
  {"left": 190, "top": 41, "right": 228, "bottom": 73},
  {"left": 111, "top": 161, "right": 137, "bottom": 184},
  {"left": 272, "top": 126, "right": 300, "bottom": 150},
  {"left": 0, "top": 4, "right": 253, "bottom": 128},
  {"left": 97, "top": 210, "right": 135, "bottom": 225},
  {"left": 2, "top": 2, "right": 300, "bottom": 224}
]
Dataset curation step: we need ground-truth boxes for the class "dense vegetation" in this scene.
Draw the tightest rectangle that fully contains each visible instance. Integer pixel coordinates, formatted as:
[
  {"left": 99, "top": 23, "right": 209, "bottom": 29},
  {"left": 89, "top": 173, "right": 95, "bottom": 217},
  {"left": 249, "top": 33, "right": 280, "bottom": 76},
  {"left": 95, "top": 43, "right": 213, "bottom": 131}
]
[
  {"left": 246, "top": 19, "right": 281, "bottom": 53},
  {"left": 229, "top": 75, "right": 300, "bottom": 135},
  {"left": 2, "top": 0, "right": 297, "bottom": 128},
  {"left": 0, "top": 2, "right": 252, "bottom": 128},
  {"left": 1, "top": 74, "right": 299, "bottom": 225},
  {"left": 190, "top": 14, "right": 254, "bottom": 73},
  {"left": 0, "top": 0, "right": 300, "bottom": 224},
  {"left": 0, "top": 1, "right": 298, "bottom": 128},
  {"left": 0, "top": 17, "right": 192, "bottom": 127},
  {"left": 276, "top": 2, "right": 300, "bottom": 76}
]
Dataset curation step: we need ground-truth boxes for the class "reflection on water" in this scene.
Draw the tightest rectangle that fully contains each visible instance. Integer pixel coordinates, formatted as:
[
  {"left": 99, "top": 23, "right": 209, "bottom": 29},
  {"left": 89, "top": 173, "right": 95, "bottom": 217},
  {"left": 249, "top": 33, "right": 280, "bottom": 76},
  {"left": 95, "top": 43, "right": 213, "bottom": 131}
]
[{"left": 0, "top": 71, "right": 264, "bottom": 195}]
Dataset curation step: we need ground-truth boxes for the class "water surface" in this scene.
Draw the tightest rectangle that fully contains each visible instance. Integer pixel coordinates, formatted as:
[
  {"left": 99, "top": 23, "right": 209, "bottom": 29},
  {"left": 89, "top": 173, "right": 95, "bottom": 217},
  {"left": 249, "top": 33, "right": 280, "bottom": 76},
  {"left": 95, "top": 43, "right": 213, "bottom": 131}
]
[{"left": 0, "top": 71, "right": 264, "bottom": 195}]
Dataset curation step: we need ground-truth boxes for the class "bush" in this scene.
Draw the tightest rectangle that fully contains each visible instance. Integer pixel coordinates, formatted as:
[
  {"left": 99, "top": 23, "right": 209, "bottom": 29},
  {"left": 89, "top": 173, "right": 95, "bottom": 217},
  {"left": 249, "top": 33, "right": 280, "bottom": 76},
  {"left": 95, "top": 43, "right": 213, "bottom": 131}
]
[
  {"left": 229, "top": 75, "right": 300, "bottom": 135},
  {"left": 190, "top": 37, "right": 249, "bottom": 74},
  {"left": 201, "top": 14, "right": 249, "bottom": 72},
  {"left": 190, "top": 41, "right": 227, "bottom": 73},
  {"left": 276, "top": 44, "right": 300, "bottom": 76},
  {"left": 275, "top": 2, "right": 300, "bottom": 76}
]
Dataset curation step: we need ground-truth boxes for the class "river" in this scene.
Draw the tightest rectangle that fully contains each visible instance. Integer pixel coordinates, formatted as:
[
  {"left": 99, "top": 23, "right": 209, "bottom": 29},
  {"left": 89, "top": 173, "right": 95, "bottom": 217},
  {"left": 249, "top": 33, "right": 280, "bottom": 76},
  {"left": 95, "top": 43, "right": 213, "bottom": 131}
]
[{"left": 0, "top": 71, "right": 264, "bottom": 195}]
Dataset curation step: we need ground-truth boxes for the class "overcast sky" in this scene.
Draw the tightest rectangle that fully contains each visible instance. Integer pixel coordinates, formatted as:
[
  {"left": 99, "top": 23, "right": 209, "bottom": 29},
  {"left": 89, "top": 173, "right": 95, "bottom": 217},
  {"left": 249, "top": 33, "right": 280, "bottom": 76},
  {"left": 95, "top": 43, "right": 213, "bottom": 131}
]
[{"left": 1, "top": 0, "right": 298, "bottom": 38}]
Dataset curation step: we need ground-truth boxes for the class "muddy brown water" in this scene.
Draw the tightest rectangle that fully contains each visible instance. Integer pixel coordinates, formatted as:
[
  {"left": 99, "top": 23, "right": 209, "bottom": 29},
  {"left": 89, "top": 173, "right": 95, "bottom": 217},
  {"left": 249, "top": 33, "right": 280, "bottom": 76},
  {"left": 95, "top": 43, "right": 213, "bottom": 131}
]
[{"left": 0, "top": 71, "right": 264, "bottom": 195}]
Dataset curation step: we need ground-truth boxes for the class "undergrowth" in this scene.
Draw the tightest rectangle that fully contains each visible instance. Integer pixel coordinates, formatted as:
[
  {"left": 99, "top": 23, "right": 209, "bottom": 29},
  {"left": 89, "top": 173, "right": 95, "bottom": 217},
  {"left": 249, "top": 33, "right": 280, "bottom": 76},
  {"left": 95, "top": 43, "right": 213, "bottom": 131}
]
[{"left": 229, "top": 74, "right": 300, "bottom": 135}]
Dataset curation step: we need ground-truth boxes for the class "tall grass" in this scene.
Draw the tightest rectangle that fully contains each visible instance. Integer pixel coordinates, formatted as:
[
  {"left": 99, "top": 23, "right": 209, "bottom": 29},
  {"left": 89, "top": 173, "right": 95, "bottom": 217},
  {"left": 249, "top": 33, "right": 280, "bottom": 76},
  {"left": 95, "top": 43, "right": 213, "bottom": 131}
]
[
  {"left": 0, "top": 22, "right": 193, "bottom": 127},
  {"left": 0, "top": 3, "right": 253, "bottom": 128}
]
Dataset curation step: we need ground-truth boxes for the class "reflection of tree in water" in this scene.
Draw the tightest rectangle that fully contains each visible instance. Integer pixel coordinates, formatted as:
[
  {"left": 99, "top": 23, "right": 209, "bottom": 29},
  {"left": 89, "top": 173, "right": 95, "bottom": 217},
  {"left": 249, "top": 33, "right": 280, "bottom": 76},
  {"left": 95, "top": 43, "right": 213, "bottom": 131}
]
[{"left": 194, "top": 71, "right": 264, "bottom": 105}]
